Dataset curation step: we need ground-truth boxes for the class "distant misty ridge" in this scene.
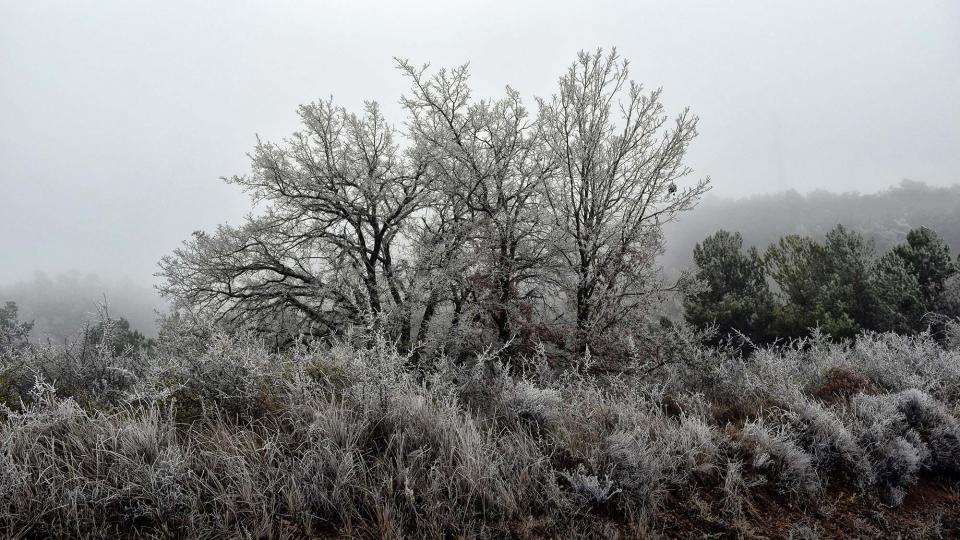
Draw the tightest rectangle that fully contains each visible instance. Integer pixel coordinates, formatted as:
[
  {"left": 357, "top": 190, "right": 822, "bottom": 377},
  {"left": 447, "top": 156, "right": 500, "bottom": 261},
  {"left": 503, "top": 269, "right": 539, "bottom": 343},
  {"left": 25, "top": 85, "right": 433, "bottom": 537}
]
[
  {"left": 2, "top": 180, "right": 958, "bottom": 342},
  {"left": 661, "top": 180, "right": 960, "bottom": 277},
  {"left": 0, "top": 272, "right": 160, "bottom": 342}
]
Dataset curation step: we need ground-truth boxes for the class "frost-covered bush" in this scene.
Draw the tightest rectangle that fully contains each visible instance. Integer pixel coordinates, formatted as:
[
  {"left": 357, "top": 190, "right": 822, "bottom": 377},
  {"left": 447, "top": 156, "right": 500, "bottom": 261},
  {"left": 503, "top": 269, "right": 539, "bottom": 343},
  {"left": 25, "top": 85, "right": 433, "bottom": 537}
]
[
  {"left": 1, "top": 320, "right": 959, "bottom": 536},
  {"left": 659, "top": 329, "right": 960, "bottom": 419},
  {"left": 147, "top": 329, "right": 292, "bottom": 421},
  {"left": 562, "top": 464, "right": 619, "bottom": 508},
  {"left": 452, "top": 352, "right": 562, "bottom": 432},
  {"left": 850, "top": 388, "right": 960, "bottom": 504},
  {"left": 944, "top": 318, "right": 960, "bottom": 351},
  {"left": 849, "top": 391, "right": 940, "bottom": 504},
  {"left": 601, "top": 396, "right": 722, "bottom": 518},
  {"left": 721, "top": 459, "right": 748, "bottom": 518},
  {"left": 739, "top": 418, "right": 822, "bottom": 498},
  {"left": 0, "top": 335, "right": 142, "bottom": 411},
  {"left": 781, "top": 399, "right": 874, "bottom": 485},
  {"left": 831, "top": 332, "right": 960, "bottom": 402},
  {"left": 895, "top": 389, "right": 960, "bottom": 473},
  {"left": 606, "top": 427, "right": 669, "bottom": 516}
]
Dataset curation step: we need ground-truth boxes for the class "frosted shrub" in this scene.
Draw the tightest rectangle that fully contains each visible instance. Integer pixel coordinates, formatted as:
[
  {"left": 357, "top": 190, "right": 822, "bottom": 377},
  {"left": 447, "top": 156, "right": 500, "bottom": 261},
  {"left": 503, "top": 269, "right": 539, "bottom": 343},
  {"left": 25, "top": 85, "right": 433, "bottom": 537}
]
[
  {"left": 3, "top": 318, "right": 960, "bottom": 536},
  {"left": 884, "top": 438, "right": 925, "bottom": 506},
  {"left": 663, "top": 414, "right": 720, "bottom": 479},
  {"left": 0, "top": 338, "right": 142, "bottom": 410},
  {"left": 944, "top": 318, "right": 960, "bottom": 351},
  {"left": 721, "top": 460, "right": 748, "bottom": 518},
  {"left": 126, "top": 445, "right": 192, "bottom": 524},
  {"left": 850, "top": 333, "right": 960, "bottom": 401},
  {"left": 563, "top": 381, "right": 721, "bottom": 512},
  {"left": 0, "top": 450, "right": 26, "bottom": 517},
  {"left": 297, "top": 342, "right": 563, "bottom": 536},
  {"left": 622, "top": 409, "right": 720, "bottom": 486},
  {"left": 149, "top": 329, "right": 293, "bottom": 422},
  {"left": 782, "top": 400, "right": 873, "bottom": 485},
  {"left": 296, "top": 443, "right": 359, "bottom": 524},
  {"left": 667, "top": 331, "right": 960, "bottom": 411},
  {"left": 0, "top": 385, "right": 196, "bottom": 534},
  {"left": 562, "top": 464, "right": 620, "bottom": 508},
  {"left": 740, "top": 418, "right": 822, "bottom": 498},
  {"left": 606, "top": 428, "right": 668, "bottom": 515},
  {"left": 455, "top": 353, "right": 561, "bottom": 432},
  {"left": 606, "top": 396, "right": 720, "bottom": 508},
  {"left": 787, "top": 522, "right": 823, "bottom": 540},
  {"left": 872, "top": 390, "right": 960, "bottom": 475},
  {"left": 503, "top": 379, "right": 561, "bottom": 430},
  {"left": 5, "top": 376, "right": 87, "bottom": 437},
  {"left": 850, "top": 391, "right": 940, "bottom": 504}
]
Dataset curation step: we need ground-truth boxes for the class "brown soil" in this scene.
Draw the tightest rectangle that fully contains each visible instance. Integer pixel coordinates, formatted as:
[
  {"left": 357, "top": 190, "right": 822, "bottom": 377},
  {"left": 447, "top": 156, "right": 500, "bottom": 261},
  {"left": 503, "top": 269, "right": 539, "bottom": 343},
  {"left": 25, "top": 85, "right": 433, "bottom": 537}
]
[{"left": 651, "top": 475, "right": 960, "bottom": 539}]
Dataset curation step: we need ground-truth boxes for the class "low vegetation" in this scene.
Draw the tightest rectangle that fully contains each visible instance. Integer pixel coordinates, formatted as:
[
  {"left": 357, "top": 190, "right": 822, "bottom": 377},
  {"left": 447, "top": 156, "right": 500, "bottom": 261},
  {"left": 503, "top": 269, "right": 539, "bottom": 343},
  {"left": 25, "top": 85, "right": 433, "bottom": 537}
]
[{"left": 0, "top": 311, "right": 958, "bottom": 538}]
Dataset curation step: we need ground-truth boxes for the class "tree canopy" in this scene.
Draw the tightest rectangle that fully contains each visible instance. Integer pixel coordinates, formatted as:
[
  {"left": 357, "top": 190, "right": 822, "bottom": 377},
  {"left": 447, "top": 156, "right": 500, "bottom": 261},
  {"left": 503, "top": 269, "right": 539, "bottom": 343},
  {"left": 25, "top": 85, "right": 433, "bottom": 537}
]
[
  {"left": 685, "top": 225, "right": 960, "bottom": 343},
  {"left": 159, "top": 49, "right": 709, "bottom": 358}
]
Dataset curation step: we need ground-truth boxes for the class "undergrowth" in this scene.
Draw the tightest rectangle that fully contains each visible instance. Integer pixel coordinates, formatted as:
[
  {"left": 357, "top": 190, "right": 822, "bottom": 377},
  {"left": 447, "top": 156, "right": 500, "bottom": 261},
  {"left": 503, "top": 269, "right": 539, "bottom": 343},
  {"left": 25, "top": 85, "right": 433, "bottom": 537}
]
[{"left": 1, "top": 317, "right": 959, "bottom": 538}]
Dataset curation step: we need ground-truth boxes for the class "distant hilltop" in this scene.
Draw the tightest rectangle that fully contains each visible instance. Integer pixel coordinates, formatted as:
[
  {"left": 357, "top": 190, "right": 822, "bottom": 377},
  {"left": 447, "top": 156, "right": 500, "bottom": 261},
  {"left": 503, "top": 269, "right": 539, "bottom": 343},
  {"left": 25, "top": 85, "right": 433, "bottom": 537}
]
[{"left": 663, "top": 180, "right": 960, "bottom": 274}]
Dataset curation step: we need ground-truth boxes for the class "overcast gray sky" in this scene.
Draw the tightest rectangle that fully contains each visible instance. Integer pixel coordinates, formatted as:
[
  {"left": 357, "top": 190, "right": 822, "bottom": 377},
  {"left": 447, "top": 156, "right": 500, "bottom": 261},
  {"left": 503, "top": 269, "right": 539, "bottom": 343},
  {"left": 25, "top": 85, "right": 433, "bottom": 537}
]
[{"left": 1, "top": 0, "right": 958, "bottom": 285}]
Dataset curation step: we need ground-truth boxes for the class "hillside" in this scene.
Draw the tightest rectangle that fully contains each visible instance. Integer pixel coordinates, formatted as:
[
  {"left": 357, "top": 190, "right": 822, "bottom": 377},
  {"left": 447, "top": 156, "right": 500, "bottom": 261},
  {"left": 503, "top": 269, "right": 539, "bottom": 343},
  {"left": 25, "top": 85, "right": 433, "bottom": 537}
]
[{"left": 662, "top": 180, "right": 960, "bottom": 276}]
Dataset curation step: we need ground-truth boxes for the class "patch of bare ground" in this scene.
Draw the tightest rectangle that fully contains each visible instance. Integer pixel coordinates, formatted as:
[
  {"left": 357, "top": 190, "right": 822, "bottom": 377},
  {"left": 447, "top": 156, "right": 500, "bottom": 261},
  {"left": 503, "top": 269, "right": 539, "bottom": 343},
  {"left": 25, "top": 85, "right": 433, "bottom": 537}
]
[{"left": 644, "top": 476, "right": 960, "bottom": 539}]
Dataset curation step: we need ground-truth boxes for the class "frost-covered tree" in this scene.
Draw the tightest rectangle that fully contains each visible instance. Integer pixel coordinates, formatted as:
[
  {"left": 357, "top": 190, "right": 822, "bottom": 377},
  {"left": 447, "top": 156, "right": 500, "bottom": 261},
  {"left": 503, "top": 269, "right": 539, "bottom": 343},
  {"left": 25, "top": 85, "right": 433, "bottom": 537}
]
[
  {"left": 538, "top": 49, "right": 709, "bottom": 350},
  {"left": 160, "top": 51, "right": 708, "bottom": 356},
  {"left": 159, "top": 100, "right": 431, "bottom": 347},
  {"left": 398, "top": 60, "right": 553, "bottom": 347}
]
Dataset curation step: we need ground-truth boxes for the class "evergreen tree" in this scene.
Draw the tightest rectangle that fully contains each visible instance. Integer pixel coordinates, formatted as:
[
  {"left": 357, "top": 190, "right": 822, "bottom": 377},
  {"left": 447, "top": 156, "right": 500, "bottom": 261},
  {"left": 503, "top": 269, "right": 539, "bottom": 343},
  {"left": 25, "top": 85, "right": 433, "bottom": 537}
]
[
  {"left": 868, "top": 251, "right": 925, "bottom": 334},
  {"left": 0, "top": 301, "right": 33, "bottom": 356},
  {"left": 815, "top": 225, "right": 876, "bottom": 339},
  {"left": 765, "top": 226, "right": 877, "bottom": 340},
  {"left": 764, "top": 234, "right": 829, "bottom": 338},
  {"left": 684, "top": 230, "right": 773, "bottom": 344},
  {"left": 892, "top": 227, "right": 957, "bottom": 313}
]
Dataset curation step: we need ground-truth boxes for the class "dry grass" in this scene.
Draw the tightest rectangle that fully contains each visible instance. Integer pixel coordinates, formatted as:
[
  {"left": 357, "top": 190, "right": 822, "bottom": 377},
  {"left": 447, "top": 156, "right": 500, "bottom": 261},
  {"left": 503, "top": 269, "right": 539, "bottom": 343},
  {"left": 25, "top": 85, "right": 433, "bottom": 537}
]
[{"left": 0, "top": 318, "right": 959, "bottom": 537}]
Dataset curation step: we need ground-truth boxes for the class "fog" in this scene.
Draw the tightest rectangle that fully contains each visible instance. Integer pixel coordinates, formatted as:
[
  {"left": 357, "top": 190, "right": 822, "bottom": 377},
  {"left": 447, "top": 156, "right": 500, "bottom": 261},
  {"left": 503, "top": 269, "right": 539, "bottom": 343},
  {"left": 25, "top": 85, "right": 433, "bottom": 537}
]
[{"left": 1, "top": 0, "right": 958, "bottom": 335}]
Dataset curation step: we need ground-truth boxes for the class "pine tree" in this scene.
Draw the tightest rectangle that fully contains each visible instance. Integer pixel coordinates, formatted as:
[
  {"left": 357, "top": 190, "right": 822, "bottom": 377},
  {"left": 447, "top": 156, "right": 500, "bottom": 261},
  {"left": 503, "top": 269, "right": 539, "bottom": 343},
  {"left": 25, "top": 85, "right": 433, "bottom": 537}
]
[{"left": 684, "top": 230, "right": 773, "bottom": 344}]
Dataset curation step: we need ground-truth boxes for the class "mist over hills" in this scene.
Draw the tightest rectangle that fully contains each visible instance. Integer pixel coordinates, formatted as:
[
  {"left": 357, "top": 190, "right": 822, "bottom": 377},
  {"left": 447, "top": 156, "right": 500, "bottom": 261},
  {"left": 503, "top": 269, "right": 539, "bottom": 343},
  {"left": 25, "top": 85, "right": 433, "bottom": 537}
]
[
  {"left": 662, "top": 180, "right": 960, "bottom": 276},
  {"left": 0, "top": 272, "right": 161, "bottom": 342}
]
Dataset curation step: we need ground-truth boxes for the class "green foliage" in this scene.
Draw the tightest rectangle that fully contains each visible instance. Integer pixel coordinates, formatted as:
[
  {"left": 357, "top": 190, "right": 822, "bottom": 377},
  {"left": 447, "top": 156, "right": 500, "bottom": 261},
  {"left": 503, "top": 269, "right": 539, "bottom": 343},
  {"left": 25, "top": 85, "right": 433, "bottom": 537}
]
[
  {"left": 83, "top": 316, "right": 155, "bottom": 356},
  {"left": 893, "top": 227, "right": 957, "bottom": 312},
  {"left": 763, "top": 225, "right": 877, "bottom": 339},
  {"left": 684, "top": 230, "right": 774, "bottom": 345},
  {"left": 687, "top": 225, "right": 960, "bottom": 343},
  {"left": 764, "top": 234, "right": 830, "bottom": 338},
  {"left": 868, "top": 252, "right": 925, "bottom": 334},
  {"left": 814, "top": 225, "right": 876, "bottom": 339},
  {"left": 0, "top": 301, "right": 32, "bottom": 357},
  {"left": 662, "top": 180, "right": 960, "bottom": 279}
]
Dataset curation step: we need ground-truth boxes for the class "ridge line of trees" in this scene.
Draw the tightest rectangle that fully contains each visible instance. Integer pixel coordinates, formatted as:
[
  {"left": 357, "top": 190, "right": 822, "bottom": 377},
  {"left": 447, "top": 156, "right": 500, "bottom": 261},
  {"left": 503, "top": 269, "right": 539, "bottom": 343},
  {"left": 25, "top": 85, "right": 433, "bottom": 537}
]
[{"left": 684, "top": 225, "right": 960, "bottom": 345}]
